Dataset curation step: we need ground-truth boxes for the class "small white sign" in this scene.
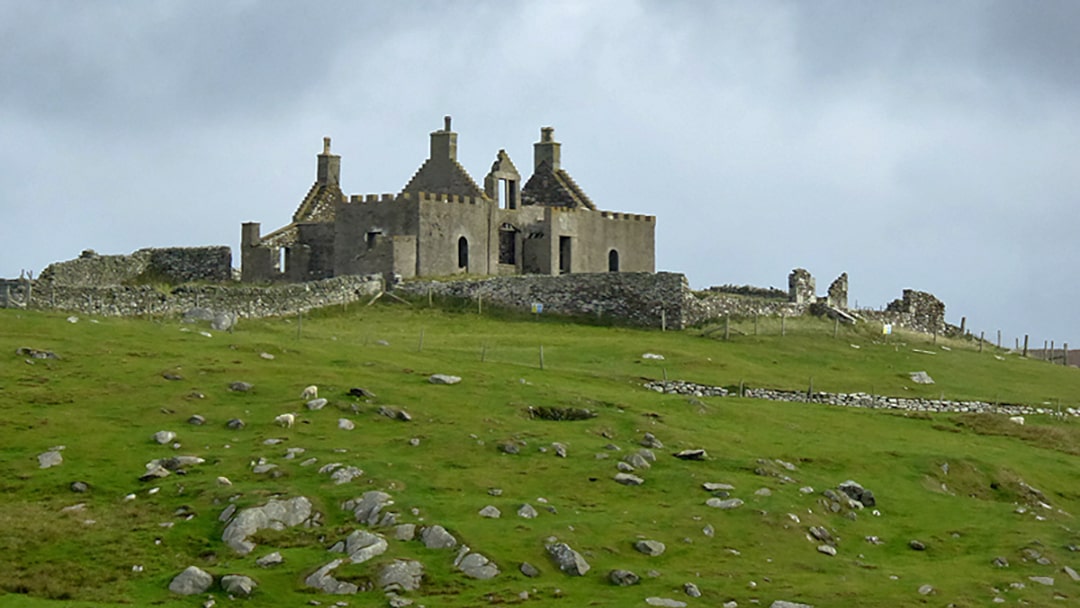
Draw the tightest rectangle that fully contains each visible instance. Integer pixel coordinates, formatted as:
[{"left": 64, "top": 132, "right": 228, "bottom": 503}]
[
  {"left": 531, "top": 302, "right": 543, "bottom": 314},
  {"left": 883, "top": 324, "right": 893, "bottom": 335}
]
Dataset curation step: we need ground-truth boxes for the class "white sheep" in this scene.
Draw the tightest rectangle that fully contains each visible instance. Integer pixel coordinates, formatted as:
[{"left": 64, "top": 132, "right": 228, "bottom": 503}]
[
  {"left": 1008, "top": 416, "right": 1025, "bottom": 425},
  {"left": 301, "top": 385, "right": 318, "bottom": 400},
  {"left": 275, "top": 413, "right": 296, "bottom": 428}
]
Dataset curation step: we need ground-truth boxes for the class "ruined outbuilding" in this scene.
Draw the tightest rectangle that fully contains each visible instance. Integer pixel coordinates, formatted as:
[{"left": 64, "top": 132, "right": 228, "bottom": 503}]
[{"left": 241, "top": 117, "right": 655, "bottom": 282}]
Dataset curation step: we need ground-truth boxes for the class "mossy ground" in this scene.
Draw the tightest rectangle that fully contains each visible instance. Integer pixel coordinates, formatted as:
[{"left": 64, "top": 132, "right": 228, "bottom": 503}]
[{"left": 2, "top": 304, "right": 1079, "bottom": 607}]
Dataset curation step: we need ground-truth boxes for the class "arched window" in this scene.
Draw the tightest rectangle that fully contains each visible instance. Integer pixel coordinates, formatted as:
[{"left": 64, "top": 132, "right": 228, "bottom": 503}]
[
  {"left": 457, "top": 236, "right": 469, "bottom": 270},
  {"left": 608, "top": 249, "right": 619, "bottom": 272}
]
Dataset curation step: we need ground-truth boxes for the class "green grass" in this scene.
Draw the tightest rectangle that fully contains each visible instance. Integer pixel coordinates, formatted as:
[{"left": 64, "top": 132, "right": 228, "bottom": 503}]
[{"left": 2, "top": 304, "right": 1080, "bottom": 607}]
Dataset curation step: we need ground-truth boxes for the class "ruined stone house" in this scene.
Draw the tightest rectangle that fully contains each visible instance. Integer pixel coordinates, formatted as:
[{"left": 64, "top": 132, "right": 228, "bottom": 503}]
[{"left": 240, "top": 117, "right": 655, "bottom": 282}]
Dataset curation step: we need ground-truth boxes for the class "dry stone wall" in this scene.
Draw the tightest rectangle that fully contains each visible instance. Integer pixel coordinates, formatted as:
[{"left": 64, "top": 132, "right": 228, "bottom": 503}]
[
  {"left": 4, "top": 275, "right": 382, "bottom": 319},
  {"left": 41, "top": 247, "right": 232, "bottom": 287},
  {"left": 396, "top": 272, "right": 687, "bottom": 328}
]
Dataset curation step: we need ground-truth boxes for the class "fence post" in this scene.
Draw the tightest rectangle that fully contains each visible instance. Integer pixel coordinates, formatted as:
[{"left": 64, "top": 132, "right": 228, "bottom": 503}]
[
  {"left": 724, "top": 314, "right": 730, "bottom": 341},
  {"left": 1022, "top": 334, "right": 1029, "bottom": 357},
  {"left": 539, "top": 344, "right": 545, "bottom": 370},
  {"left": 781, "top": 313, "right": 786, "bottom": 337},
  {"left": 997, "top": 329, "right": 1001, "bottom": 349},
  {"left": 1064, "top": 343, "right": 1069, "bottom": 367},
  {"left": 979, "top": 331, "right": 984, "bottom": 353}
]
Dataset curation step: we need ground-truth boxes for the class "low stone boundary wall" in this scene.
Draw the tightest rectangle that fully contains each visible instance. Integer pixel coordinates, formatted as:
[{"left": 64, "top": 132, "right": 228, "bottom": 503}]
[
  {"left": 396, "top": 272, "right": 688, "bottom": 328},
  {"left": 644, "top": 380, "right": 1074, "bottom": 417},
  {"left": 41, "top": 246, "right": 233, "bottom": 286},
  {"left": 2, "top": 275, "right": 383, "bottom": 319}
]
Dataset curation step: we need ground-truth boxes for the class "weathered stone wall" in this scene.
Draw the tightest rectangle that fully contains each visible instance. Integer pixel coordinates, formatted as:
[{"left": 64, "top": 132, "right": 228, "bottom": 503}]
[
  {"left": 880, "top": 289, "right": 947, "bottom": 335},
  {"left": 396, "top": 272, "right": 686, "bottom": 328},
  {"left": 4, "top": 275, "right": 382, "bottom": 319},
  {"left": 41, "top": 247, "right": 232, "bottom": 287},
  {"left": 682, "top": 292, "right": 808, "bottom": 327}
]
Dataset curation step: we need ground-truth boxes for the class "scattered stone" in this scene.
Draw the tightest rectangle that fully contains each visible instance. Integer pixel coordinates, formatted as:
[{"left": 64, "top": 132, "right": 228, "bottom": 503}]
[
  {"left": 337, "top": 418, "right": 355, "bottom": 430},
  {"left": 552, "top": 442, "right": 568, "bottom": 458},
  {"left": 162, "top": 371, "right": 183, "bottom": 381},
  {"left": 641, "top": 432, "right": 664, "bottom": 449},
  {"left": 345, "top": 491, "right": 393, "bottom": 526},
  {"left": 457, "top": 551, "right": 500, "bottom": 579},
  {"left": 428, "top": 374, "right": 461, "bottom": 385},
  {"left": 38, "top": 450, "right": 63, "bottom": 469},
  {"left": 808, "top": 526, "right": 833, "bottom": 544},
  {"left": 625, "top": 452, "right": 652, "bottom": 470},
  {"left": 703, "top": 482, "right": 735, "bottom": 492},
  {"left": 518, "top": 504, "right": 539, "bottom": 519},
  {"left": 377, "top": 560, "right": 424, "bottom": 592},
  {"left": 221, "top": 496, "right": 314, "bottom": 555},
  {"left": 706, "top": 498, "right": 744, "bottom": 510},
  {"left": 340, "top": 530, "right": 388, "bottom": 564},
  {"left": 307, "top": 398, "right": 328, "bottom": 411},
  {"left": 16, "top": 347, "right": 59, "bottom": 360},
  {"left": 917, "top": 584, "right": 934, "bottom": 595},
  {"left": 300, "top": 457, "right": 318, "bottom": 467},
  {"left": 187, "top": 415, "right": 205, "bottom": 426},
  {"left": 634, "top": 540, "right": 666, "bottom": 556},
  {"left": 169, "top": 565, "right": 213, "bottom": 595},
  {"left": 221, "top": 574, "right": 257, "bottom": 598},
  {"left": 259, "top": 352, "right": 275, "bottom": 360},
  {"left": 211, "top": 312, "right": 237, "bottom": 332},
  {"left": 909, "top": 371, "right": 935, "bottom": 385},
  {"left": 1029, "top": 576, "right": 1055, "bottom": 586},
  {"left": 229, "top": 381, "right": 253, "bottom": 392},
  {"left": 478, "top": 505, "right": 501, "bottom": 518},
  {"left": 226, "top": 418, "right": 246, "bottom": 430},
  {"left": 153, "top": 430, "right": 177, "bottom": 445},
  {"left": 673, "top": 448, "right": 707, "bottom": 461},
  {"left": 614, "top": 473, "right": 645, "bottom": 486},
  {"left": 703, "top": 524, "right": 715, "bottom": 537},
  {"left": 547, "top": 542, "right": 590, "bottom": 576},
  {"left": 408, "top": 437, "right": 420, "bottom": 446},
  {"left": 305, "top": 559, "right": 357, "bottom": 595},
  {"left": 420, "top": 525, "right": 457, "bottom": 549},
  {"left": 684, "top": 582, "right": 702, "bottom": 597},
  {"left": 909, "top": 540, "right": 926, "bottom": 551},
  {"left": 755, "top": 488, "right": 772, "bottom": 497},
  {"left": 256, "top": 552, "right": 283, "bottom": 567},
  {"left": 377, "top": 406, "right": 412, "bottom": 422},
  {"left": 992, "top": 556, "right": 1009, "bottom": 568},
  {"left": 617, "top": 461, "right": 635, "bottom": 472},
  {"left": 838, "top": 480, "right": 876, "bottom": 507},
  {"left": 330, "top": 466, "right": 363, "bottom": 485},
  {"left": 499, "top": 442, "right": 520, "bottom": 455},
  {"left": 642, "top": 353, "right": 665, "bottom": 360},
  {"left": 609, "top": 569, "right": 640, "bottom": 586},
  {"left": 348, "top": 387, "right": 376, "bottom": 398},
  {"left": 645, "top": 598, "right": 687, "bottom": 608},
  {"left": 394, "top": 524, "right": 416, "bottom": 541},
  {"left": 817, "top": 544, "right": 837, "bottom": 556},
  {"left": 70, "top": 481, "right": 89, "bottom": 493}
]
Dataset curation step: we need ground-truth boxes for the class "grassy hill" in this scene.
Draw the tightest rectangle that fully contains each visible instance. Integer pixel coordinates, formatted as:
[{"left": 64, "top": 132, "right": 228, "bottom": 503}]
[{"left": 2, "top": 303, "right": 1080, "bottom": 607}]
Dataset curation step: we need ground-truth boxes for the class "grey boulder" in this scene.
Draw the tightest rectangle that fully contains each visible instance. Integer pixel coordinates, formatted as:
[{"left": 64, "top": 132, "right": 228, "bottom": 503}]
[
  {"left": 169, "top": 565, "right": 213, "bottom": 595},
  {"left": 547, "top": 542, "right": 590, "bottom": 576},
  {"left": 221, "top": 496, "right": 314, "bottom": 555},
  {"left": 220, "top": 574, "right": 257, "bottom": 597},
  {"left": 378, "top": 559, "right": 424, "bottom": 592}
]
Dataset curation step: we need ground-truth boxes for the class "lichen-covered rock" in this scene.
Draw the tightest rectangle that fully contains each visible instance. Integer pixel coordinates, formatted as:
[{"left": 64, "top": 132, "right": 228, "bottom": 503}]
[
  {"left": 221, "top": 496, "right": 314, "bottom": 555},
  {"left": 221, "top": 574, "right": 257, "bottom": 597},
  {"left": 378, "top": 559, "right": 424, "bottom": 592},
  {"left": 168, "top": 565, "right": 213, "bottom": 595},
  {"left": 547, "top": 542, "right": 590, "bottom": 576}
]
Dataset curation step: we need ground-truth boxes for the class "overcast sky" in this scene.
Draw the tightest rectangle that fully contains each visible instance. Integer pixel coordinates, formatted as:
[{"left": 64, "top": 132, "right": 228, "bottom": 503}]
[{"left": 2, "top": 1, "right": 1078, "bottom": 348}]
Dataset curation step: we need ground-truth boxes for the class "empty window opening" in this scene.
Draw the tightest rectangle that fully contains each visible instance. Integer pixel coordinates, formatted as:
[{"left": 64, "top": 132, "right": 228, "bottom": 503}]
[
  {"left": 608, "top": 249, "right": 619, "bottom": 272},
  {"left": 457, "top": 236, "right": 469, "bottom": 270},
  {"left": 366, "top": 230, "right": 382, "bottom": 249},
  {"left": 559, "top": 236, "right": 572, "bottom": 274},
  {"left": 499, "top": 228, "right": 517, "bottom": 265},
  {"left": 501, "top": 179, "right": 518, "bottom": 209},
  {"left": 278, "top": 247, "right": 287, "bottom": 273}
]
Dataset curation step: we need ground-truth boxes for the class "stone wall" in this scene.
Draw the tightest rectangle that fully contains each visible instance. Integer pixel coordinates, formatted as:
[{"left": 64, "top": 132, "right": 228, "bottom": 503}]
[
  {"left": 3, "top": 275, "right": 383, "bottom": 319},
  {"left": 396, "top": 272, "right": 686, "bottom": 328},
  {"left": 879, "top": 289, "right": 947, "bottom": 335},
  {"left": 682, "top": 292, "right": 808, "bottom": 327},
  {"left": 41, "top": 247, "right": 232, "bottom": 287}
]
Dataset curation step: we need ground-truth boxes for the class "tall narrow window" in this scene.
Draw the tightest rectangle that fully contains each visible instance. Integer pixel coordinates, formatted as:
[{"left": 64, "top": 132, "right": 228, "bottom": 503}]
[
  {"left": 458, "top": 236, "right": 469, "bottom": 270},
  {"left": 608, "top": 249, "right": 619, "bottom": 272},
  {"left": 559, "top": 236, "right": 572, "bottom": 274},
  {"left": 278, "top": 248, "right": 287, "bottom": 273}
]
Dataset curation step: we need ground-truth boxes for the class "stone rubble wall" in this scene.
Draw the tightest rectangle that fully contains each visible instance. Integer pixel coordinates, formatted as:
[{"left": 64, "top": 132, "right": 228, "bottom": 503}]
[
  {"left": 40, "top": 246, "right": 232, "bottom": 287},
  {"left": 644, "top": 380, "right": 1075, "bottom": 417},
  {"left": 395, "top": 272, "right": 687, "bottom": 328},
  {"left": 3, "top": 275, "right": 383, "bottom": 318}
]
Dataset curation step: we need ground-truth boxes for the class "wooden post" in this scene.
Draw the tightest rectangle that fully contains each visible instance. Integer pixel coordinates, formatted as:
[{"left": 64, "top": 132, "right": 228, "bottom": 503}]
[
  {"left": 738, "top": 379, "right": 744, "bottom": 397},
  {"left": 979, "top": 331, "right": 984, "bottom": 353},
  {"left": 1023, "top": 334, "right": 1029, "bottom": 357},
  {"left": 997, "top": 330, "right": 1001, "bottom": 349},
  {"left": 418, "top": 328, "right": 424, "bottom": 352},
  {"left": 1064, "top": 343, "right": 1069, "bottom": 367},
  {"left": 539, "top": 344, "right": 545, "bottom": 370},
  {"left": 833, "top": 317, "right": 839, "bottom": 339},
  {"left": 662, "top": 367, "right": 668, "bottom": 385},
  {"left": 960, "top": 316, "right": 966, "bottom": 335},
  {"left": 1050, "top": 340, "right": 1055, "bottom": 362},
  {"left": 428, "top": 287, "right": 433, "bottom": 307},
  {"left": 1015, "top": 337, "right": 1019, "bottom": 350},
  {"left": 724, "top": 314, "right": 730, "bottom": 341},
  {"left": 477, "top": 293, "right": 482, "bottom": 315},
  {"left": 781, "top": 314, "right": 786, "bottom": 337},
  {"left": 661, "top": 309, "right": 667, "bottom": 332}
]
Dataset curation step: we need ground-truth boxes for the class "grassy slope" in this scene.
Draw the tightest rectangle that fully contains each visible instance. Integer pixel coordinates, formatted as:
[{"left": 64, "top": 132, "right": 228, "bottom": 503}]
[{"left": 1, "top": 305, "right": 1080, "bottom": 607}]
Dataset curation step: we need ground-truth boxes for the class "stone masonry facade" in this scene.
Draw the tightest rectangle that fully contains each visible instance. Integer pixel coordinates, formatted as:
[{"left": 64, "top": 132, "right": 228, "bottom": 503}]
[{"left": 240, "top": 117, "right": 655, "bottom": 283}]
